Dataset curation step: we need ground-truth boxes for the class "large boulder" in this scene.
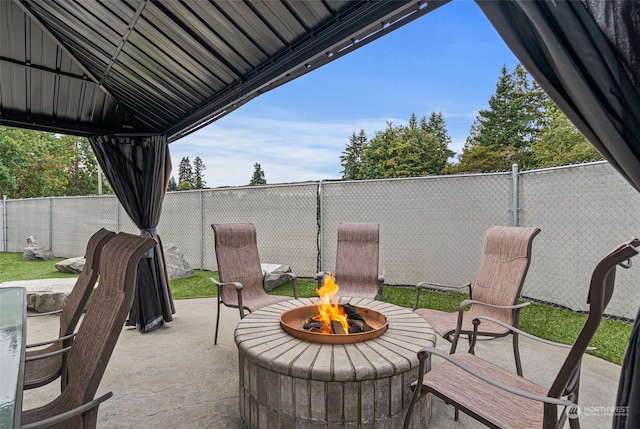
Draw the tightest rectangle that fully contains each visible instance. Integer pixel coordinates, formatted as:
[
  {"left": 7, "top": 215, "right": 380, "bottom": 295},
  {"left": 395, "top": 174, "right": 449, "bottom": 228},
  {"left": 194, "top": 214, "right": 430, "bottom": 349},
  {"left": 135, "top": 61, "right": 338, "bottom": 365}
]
[
  {"left": 262, "top": 263, "right": 292, "bottom": 292},
  {"left": 163, "top": 244, "right": 194, "bottom": 280},
  {"left": 23, "top": 236, "right": 54, "bottom": 261},
  {"left": 1, "top": 278, "right": 79, "bottom": 313},
  {"left": 55, "top": 256, "right": 85, "bottom": 274}
]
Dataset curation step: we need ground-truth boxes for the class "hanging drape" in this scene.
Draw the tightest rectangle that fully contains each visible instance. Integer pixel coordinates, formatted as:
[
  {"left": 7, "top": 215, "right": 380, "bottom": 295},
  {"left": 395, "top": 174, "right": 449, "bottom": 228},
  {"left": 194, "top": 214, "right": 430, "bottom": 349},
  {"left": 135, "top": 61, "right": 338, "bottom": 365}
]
[
  {"left": 89, "top": 134, "right": 175, "bottom": 332},
  {"left": 475, "top": 1, "right": 640, "bottom": 427}
]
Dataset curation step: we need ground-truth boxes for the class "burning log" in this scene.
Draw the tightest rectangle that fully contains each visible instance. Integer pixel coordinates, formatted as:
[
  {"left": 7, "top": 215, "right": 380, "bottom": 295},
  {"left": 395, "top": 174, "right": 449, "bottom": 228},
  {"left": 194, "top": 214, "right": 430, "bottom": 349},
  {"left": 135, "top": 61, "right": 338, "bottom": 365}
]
[
  {"left": 303, "top": 319, "right": 323, "bottom": 332},
  {"left": 301, "top": 273, "right": 379, "bottom": 336},
  {"left": 302, "top": 304, "right": 375, "bottom": 334},
  {"left": 330, "top": 320, "right": 346, "bottom": 335}
]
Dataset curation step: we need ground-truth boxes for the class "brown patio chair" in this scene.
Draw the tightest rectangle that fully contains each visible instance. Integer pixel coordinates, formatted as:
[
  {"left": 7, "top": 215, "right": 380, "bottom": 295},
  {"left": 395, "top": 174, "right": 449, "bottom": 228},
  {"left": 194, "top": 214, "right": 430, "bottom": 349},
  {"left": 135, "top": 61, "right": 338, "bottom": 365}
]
[
  {"left": 403, "top": 237, "right": 639, "bottom": 429},
  {"left": 413, "top": 226, "right": 541, "bottom": 376},
  {"left": 317, "top": 223, "right": 384, "bottom": 300},
  {"left": 210, "top": 223, "right": 298, "bottom": 345},
  {"left": 23, "top": 228, "right": 116, "bottom": 391},
  {"left": 20, "top": 232, "right": 155, "bottom": 429}
]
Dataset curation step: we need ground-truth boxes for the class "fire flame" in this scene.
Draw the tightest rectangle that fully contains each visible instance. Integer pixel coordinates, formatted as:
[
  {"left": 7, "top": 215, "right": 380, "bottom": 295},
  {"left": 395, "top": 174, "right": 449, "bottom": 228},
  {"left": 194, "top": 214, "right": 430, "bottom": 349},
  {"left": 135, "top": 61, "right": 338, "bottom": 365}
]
[{"left": 316, "top": 273, "right": 349, "bottom": 334}]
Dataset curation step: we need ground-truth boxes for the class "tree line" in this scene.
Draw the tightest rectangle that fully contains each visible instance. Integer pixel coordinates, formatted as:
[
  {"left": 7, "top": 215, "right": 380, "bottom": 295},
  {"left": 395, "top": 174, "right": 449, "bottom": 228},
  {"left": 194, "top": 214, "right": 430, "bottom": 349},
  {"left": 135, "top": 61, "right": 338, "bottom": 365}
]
[
  {"left": 340, "top": 64, "right": 602, "bottom": 179},
  {"left": 167, "top": 159, "right": 267, "bottom": 190},
  {"left": 168, "top": 157, "right": 207, "bottom": 191},
  {"left": 0, "top": 127, "right": 110, "bottom": 199}
]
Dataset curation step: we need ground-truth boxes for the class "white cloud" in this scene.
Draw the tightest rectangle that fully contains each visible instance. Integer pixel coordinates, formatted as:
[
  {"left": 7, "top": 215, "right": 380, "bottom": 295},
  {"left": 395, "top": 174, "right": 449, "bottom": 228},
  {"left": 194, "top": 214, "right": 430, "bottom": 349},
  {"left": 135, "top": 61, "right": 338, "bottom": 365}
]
[{"left": 169, "top": 113, "right": 390, "bottom": 188}]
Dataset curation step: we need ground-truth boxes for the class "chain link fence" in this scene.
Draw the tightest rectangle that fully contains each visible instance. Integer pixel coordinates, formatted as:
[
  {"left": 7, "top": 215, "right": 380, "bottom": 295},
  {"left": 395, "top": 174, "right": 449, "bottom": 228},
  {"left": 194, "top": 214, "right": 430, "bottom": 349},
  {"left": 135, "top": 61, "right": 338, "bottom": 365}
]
[
  {"left": 2, "top": 161, "right": 639, "bottom": 320},
  {"left": 520, "top": 162, "right": 640, "bottom": 320},
  {"left": 320, "top": 172, "right": 512, "bottom": 286}
]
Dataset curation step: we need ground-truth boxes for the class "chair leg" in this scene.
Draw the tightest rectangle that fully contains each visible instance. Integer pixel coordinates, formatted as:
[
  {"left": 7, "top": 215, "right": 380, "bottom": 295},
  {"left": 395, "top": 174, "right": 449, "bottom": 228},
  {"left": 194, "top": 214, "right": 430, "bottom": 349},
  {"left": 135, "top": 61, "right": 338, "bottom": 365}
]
[
  {"left": 214, "top": 296, "right": 221, "bottom": 345},
  {"left": 449, "top": 332, "right": 460, "bottom": 354},
  {"left": 567, "top": 370, "right": 581, "bottom": 429},
  {"left": 512, "top": 332, "right": 523, "bottom": 376}
]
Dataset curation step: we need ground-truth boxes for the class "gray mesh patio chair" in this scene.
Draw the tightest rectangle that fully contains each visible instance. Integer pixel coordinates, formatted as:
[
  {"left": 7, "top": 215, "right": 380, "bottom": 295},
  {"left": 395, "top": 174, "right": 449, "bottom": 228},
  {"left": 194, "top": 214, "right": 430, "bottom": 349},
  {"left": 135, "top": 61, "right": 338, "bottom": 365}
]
[
  {"left": 413, "top": 226, "right": 540, "bottom": 376},
  {"left": 20, "top": 232, "right": 156, "bottom": 429},
  {"left": 403, "top": 237, "right": 639, "bottom": 429},
  {"left": 317, "top": 223, "right": 384, "bottom": 300},
  {"left": 23, "top": 228, "right": 116, "bottom": 391},
  {"left": 210, "top": 223, "right": 298, "bottom": 345}
]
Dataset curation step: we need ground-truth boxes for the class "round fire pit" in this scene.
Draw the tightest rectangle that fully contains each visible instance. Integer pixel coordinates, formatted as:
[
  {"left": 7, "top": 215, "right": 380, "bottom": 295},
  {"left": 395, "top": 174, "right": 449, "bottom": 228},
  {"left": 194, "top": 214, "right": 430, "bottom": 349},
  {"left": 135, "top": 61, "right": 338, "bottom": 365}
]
[
  {"left": 279, "top": 304, "right": 388, "bottom": 344},
  {"left": 235, "top": 298, "right": 436, "bottom": 428}
]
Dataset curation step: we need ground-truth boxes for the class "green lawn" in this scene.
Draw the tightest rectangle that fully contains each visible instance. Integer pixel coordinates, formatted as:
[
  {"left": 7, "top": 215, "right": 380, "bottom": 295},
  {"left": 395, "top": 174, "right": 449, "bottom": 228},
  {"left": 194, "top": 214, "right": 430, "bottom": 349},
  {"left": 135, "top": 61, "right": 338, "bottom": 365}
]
[{"left": 1, "top": 252, "right": 632, "bottom": 365}]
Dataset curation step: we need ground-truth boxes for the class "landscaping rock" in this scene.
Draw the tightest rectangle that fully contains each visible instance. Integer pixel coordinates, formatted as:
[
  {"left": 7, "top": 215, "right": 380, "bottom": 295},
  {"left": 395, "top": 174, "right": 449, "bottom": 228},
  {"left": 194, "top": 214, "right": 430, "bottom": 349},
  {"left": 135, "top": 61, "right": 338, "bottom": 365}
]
[
  {"left": 0, "top": 278, "right": 80, "bottom": 313},
  {"left": 163, "top": 244, "right": 194, "bottom": 280},
  {"left": 23, "top": 236, "right": 54, "bottom": 261},
  {"left": 261, "top": 263, "right": 292, "bottom": 292},
  {"left": 55, "top": 256, "right": 85, "bottom": 274}
]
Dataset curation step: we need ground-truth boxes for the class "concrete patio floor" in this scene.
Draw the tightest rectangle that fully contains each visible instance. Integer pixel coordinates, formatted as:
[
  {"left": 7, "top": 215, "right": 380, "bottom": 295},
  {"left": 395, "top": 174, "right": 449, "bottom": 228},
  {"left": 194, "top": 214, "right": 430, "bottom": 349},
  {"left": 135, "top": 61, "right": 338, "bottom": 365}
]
[{"left": 22, "top": 297, "right": 623, "bottom": 428}]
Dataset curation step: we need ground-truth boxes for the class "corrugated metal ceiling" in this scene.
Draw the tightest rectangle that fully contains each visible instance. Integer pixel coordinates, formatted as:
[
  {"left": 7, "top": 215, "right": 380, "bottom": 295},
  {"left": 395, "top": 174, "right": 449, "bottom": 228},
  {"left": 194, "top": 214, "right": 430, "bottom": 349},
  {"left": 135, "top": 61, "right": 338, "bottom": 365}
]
[{"left": 0, "top": 0, "right": 448, "bottom": 142}]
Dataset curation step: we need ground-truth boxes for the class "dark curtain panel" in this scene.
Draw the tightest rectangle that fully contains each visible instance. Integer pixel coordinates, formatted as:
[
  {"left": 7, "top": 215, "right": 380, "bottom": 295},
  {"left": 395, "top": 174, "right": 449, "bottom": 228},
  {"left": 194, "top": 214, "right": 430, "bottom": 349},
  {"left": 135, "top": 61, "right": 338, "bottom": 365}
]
[
  {"left": 475, "top": 1, "right": 640, "bottom": 427},
  {"left": 89, "top": 135, "right": 175, "bottom": 332}
]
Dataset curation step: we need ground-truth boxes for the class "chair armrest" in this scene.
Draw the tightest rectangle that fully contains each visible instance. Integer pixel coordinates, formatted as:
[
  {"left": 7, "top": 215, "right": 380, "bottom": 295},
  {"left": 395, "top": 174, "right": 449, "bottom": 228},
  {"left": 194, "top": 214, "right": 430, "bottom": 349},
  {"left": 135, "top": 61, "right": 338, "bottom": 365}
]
[
  {"left": 21, "top": 392, "right": 113, "bottom": 429},
  {"left": 210, "top": 277, "right": 243, "bottom": 292},
  {"left": 27, "top": 309, "right": 62, "bottom": 317},
  {"left": 25, "top": 345, "right": 72, "bottom": 362},
  {"left": 470, "top": 316, "right": 595, "bottom": 352},
  {"left": 415, "top": 347, "right": 573, "bottom": 407},
  {"left": 210, "top": 277, "right": 244, "bottom": 317},
  {"left": 458, "top": 299, "right": 531, "bottom": 312},
  {"left": 27, "top": 333, "right": 76, "bottom": 349},
  {"left": 413, "top": 282, "right": 471, "bottom": 311}
]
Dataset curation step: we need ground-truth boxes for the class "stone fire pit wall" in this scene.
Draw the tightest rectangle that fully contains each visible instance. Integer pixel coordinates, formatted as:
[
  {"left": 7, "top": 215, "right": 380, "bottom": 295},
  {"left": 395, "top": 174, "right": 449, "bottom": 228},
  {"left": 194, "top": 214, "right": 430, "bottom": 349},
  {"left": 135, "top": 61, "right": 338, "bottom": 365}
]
[{"left": 234, "top": 298, "right": 437, "bottom": 428}]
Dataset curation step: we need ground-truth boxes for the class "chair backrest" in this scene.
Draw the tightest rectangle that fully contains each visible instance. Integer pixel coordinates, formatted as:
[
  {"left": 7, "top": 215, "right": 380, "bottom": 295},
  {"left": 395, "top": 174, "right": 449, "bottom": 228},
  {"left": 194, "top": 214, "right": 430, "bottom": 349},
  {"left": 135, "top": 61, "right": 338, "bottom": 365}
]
[
  {"left": 548, "top": 238, "right": 639, "bottom": 400},
  {"left": 334, "top": 223, "right": 380, "bottom": 296},
  {"left": 212, "top": 223, "right": 265, "bottom": 302},
  {"left": 471, "top": 226, "right": 541, "bottom": 323},
  {"left": 63, "top": 232, "right": 155, "bottom": 412},
  {"left": 59, "top": 228, "right": 116, "bottom": 339}
]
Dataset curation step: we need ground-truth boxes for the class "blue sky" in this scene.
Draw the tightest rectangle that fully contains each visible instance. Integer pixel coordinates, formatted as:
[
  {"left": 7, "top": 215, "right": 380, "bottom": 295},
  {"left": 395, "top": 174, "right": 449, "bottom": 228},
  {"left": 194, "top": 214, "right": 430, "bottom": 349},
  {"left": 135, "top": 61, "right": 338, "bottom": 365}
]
[{"left": 170, "top": 0, "right": 520, "bottom": 188}]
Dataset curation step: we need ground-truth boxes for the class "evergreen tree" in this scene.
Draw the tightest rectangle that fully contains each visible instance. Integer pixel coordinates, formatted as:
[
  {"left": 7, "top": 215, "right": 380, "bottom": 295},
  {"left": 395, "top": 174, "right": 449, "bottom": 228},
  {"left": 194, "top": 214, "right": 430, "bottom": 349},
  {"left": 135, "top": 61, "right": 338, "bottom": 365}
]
[
  {"left": 192, "top": 156, "right": 206, "bottom": 189},
  {"left": 532, "top": 101, "right": 602, "bottom": 167},
  {"left": 422, "top": 112, "right": 455, "bottom": 172},
  {"left": 340, "top": 130, "right": 367, "bottom": 180},
  {"left": 178, "top": 157, "right": 193, "bottom": 185},
  {"left": 249, "top": 163, "right": 266, "bottom": 185},
  {"left": 454, "top": 64, "right": 549, "bottom": 172},
  {"left": 167, "top": 176, "right": 177, "bottom": 191},
  {"left": 358, "top": 113, "right": 454, "bottom": 179}
]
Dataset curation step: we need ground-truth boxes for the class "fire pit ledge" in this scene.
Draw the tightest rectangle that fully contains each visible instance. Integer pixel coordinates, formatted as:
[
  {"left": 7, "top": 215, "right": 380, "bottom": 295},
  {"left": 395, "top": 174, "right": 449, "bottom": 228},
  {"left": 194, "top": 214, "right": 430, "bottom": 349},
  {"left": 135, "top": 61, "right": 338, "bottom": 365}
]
[{"left": 234, "top": 297, "right": 437, "bottom": 428}]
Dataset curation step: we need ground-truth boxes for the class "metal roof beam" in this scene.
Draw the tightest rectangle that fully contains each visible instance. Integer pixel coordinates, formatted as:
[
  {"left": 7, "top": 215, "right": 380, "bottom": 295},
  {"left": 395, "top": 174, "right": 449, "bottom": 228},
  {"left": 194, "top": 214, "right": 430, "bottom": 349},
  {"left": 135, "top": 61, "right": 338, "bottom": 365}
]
[
  {"left": 0, "top": 56, "right": 87, "bottom": 81},
  {"left": 166, "top": 0, "right": 450, "bottom": 141},
  {"left": 13, "top": 0, "right": 117, "bottom": 103}
]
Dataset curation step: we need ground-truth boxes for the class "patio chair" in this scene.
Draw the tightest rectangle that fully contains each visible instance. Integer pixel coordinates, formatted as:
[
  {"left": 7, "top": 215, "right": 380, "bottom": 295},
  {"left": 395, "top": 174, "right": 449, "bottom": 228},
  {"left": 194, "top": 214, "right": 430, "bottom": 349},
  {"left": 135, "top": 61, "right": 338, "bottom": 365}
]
[
  {"left": 20, "top": 232, "right": 156, "bottom": 429},
  {"left": 413, "top": 226, "right": 540, "bottom": 376},
  {"left": 210, "top": 223, "right": 298, "bottom": 345},
  {"left": 403, "top": 237, "right": 639, "bottom": 429},
  {"left": 317, "top": 223, "right": 384, "bottom": 300},
  {"left": 23, "top": 228, "right": 116, "bottom": 391}
]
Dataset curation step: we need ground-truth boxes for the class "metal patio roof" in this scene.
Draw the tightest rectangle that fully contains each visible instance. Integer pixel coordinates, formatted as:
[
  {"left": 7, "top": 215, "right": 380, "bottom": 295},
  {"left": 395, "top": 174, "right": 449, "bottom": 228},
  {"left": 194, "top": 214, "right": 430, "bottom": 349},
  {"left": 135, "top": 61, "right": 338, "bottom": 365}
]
[{"left": 0, "top": 0, "right": 448, "bottom": 142}]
